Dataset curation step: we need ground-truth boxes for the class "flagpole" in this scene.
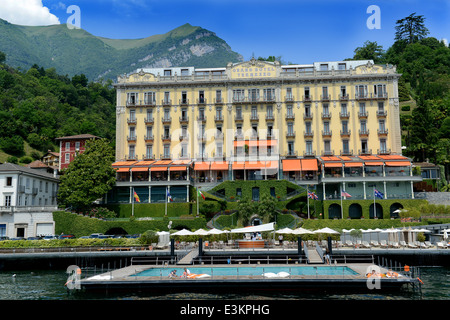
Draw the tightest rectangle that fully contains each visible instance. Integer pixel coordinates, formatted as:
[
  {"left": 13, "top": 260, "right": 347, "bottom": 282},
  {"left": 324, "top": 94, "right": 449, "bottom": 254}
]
[
  {"left": 165, "top": 187, "right": 168, "bottom": 217},
  {"left": 197, "top": 187, "right": 199, "bottom": 217},
  {"left": 373, "top": 186, "right": 376, "bottom": 219},
  {"left": 307, "top": 185, "right": 310, "bottom": 219},
  {"left": 132, "top": 187, "right": 135, "bottom": 216},
  {"left": 340, "top": 184, "right": 343, "bottom": 219}
]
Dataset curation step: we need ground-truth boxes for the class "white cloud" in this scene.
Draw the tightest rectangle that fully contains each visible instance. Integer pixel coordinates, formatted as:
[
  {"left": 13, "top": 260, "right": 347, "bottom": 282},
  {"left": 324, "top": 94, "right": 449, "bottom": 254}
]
[{"left": 0, "top": 0, "right": 60, "bottom": 26}]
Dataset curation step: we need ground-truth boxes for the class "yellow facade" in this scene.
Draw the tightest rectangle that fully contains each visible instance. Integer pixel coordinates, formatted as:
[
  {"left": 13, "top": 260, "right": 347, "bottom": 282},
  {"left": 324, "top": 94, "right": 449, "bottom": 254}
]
[{"left": 114, "top": 59, "right": 401, "bottom": 162}]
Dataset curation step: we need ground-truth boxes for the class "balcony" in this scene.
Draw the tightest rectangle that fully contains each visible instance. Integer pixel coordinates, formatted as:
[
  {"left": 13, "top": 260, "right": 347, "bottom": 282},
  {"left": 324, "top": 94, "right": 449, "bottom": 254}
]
[
  {"left": 322, "top": 130, "right": 332, "bottom": 138},
  {"left": 144, "top": 134, "right": 154, "bottom": 142},
  {"left": 359, "top": 129, "right": 370, "bottom": 137},
  {"left": 127, "top": 118, "right": 137, "bottom": 125},
  {"left": 125, "top": 154, "right": 138, "bottom": 161},
  {"left": 378, "top": 148, "right": 391, "bottom": 155},
  {"left": 144, "top": 117, "right": 154, "bottom": 125},
  {"left": 339, "top": 94, "right": 349, "bottom": 101},
  {"left": 377, "top": 128, "right": 389, "bottom": 136},
  {"left": 214, "top": 98, "right": 224, "bottom": 104},
  {"left": 232, "top": 96, "right": 246, "bottom": 104},
  {"left": 286, "top": 131, "right": 296, "bottom": 139},
  {"left": 340, "top": 130, "right": 351, "bottom": 137},
  {"left": 321, "top": 94, "right": 331, "bottom": 102},
  {"left": 162, "top": 99, "right": 172, "bottom": 106},
  {"left": 179, "top": 98, "right": 189, "bottom": 106},
  {"left": 179, "top": 133, "right": 189, "bottom": 141},
  {"left": 303, "top": 113, "right": 313, "bottom": 120},
  {"left": 198, "top": 133, "right": 207, "bottom": 141},
  {"left": 250, "top": 114, "right": 259, "bottom": 122},
  {"left": 160, "top": 153, "right": 171, "bottom": 160},
  {"left": 197, "top": 98, "right": 207, "bottom": 105},
  {"left": 286, "top": 150, "right": 298, "bottom": 157},
  {"left": 261, "top": 96, "right": 276, "bottom": 103},
  {"left": 127, "top": 135, "right": 137, "bottom": 142},
  {"left": 285, "top": 95, "right": 294, "bottom": 102},
  {"left": 374, "top": 92, "right": 388, "bottom": 100},
  {"left": 197, "top": 115, "right": 207, "bottom": 123},
  {"left": 321, "top": 112, "right": 332, "bottom": 120},
  {"left": 162, "top": 117, "right": 172, "bottom": 124},
  {"left": 359, "top": 148, "right": 372, "bottom": 155},
  {"left": 178, "top": 153, "right": 191, "bottom": 159},
  {"left": 285, "top": 113, "right": 295, "bottom": 121},
  {"left": 322, "top": 150, "right": 334, "bottom": 156},
  {"left": 358, "top": 111, "right": 368, "bottom": 119},
  {"left": 214, "top": 115, "right": 224, "bottom": 122},
  {"left": 302, "top": 95, "right": 312, "bottom": 102},
  {"left": 340, "top": 149, "right": 353, "bottom": 156},
  {"left": 234, "top": 115, "right": 244, "bottom": 122},
  {"left": 161, "top": 134, "right": 171, "bottom": 142},
  {"left": 356, "top": 92, "right": 388, "bottom": 100},
  {"left": 376, "top": 110, "right": 388, "bottom": 117},
  {"left": 142, "top": 154, "right": 155, "bottom": 160},
  {"left": 179, "top": 116, "right": 189, "bottom": 124},
  {"left": 304, "top": 130, "right": 314, "bottom": 138},
  {"left": 265, "top": 114, "right": 275, "bottom": 121},
  {"left": 303, "top": 150, "right": 316, "bottom": 157},
  {"left": 339, "top": 112, "right": 350, "bottom": 119}
]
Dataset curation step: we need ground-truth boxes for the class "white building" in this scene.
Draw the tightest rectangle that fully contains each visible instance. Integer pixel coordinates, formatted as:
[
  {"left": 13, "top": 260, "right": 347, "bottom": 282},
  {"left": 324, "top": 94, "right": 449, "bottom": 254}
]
[{"left": 0, "top": 163, "right": 60, "bottom": 239}]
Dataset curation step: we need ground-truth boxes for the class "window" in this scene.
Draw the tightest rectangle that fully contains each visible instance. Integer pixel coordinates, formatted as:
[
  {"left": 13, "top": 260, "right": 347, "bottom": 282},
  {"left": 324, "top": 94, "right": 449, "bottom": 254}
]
[
  {"left": 248, "top": 89, "right": 259, "bottom": 102},
  {"left": 236, "top": 188, "right": 242, "bottom": 197},
  {"left": 323, "top": 121, "right": 330, "bottom": 133},
  {"left": 342, "top": 121, "right": 348, "bottom": 133},
  {"left": 198, "top": 90, "right": 205, "bottom": 103},
  {"left": 164, "top": 126, "right": 170, "bottom": 138},
  {"left": 235, "top": 106, "right": 242, "bottom": 119},
  {"left": 267, "top": 105, "right": 273, "bottom": 118},
  {"left": 129, "top": 126, "right": 136, "bottom": 139},
  {"left": 288, "top": 141, "right": 295, "bottom": 155},
  {"left": 286, "top": 87, "right": 293, "bottom": 100},
  {"left": 374, "top": 84, "right": 386, "bottom": 97},
  {"left": 45, "top": 182, "right": 48, "bottom": 193},
  {"left": 146, "top": 126, "right": 153, "bottom": 138},
  {"left": 306, "top": 141, "right": 313, "bottom": 154},
  {"left": 65, "top": 142, "right": 70, "bottom": 150},
  {"left": 65, "top": 153, "right": 70, "bottom": 163},
  {"left": 251, "top": 106, "right": 258, "bottom": 120},
  {"left": 181, "top": 69, "right": 189, "bottom": 76},
  {"left": 380, "top": 139, "right": 387, "bottom": 153},
  {"left": 287, "top": 123, "right": 294, "bottom": 135},
  {"left": 164, "top": 69, "right": 171, "bottom": 76},
  {"left": 128, "top": 145, "right": 135, "bottom": 158},
  {"left": 304, "top": 87, "right": 310, "bottom": 99},
  {"left": 338, "top": 63, "right": 346, "bottom": 70},
  {"left": 164, "top": 108, "right": 170, "bottom": 121},
  {"left": 252, "top": 187, "right": 260, "bottom": 201},
  {"left": 146, "top": 109, "right": 153, "bottom": 121},
  {"left": 216, "top": 90, "right": 222, "bottom": 103},
  {"left": 216, "top": 143, "right": 223, "bottom": 157},
  {"left": 4, "top": 195, "right": 11, "bottom": 207},
  {"left": 377, "top": 102, "right": 385, "bottom": 114},
  {"left": 305, "top": 104, "right": 311, "bottom": 117},
  {"left": 356, "top": 85, "right": 367, "bottom": 98},
  {"left": 320, "top": 64, "right": 328, "bottom": 71},
  {"left": 342, "top": 140, "right": 350, "bottom": 154},
  {"left": 341, "top": 103, "right": 348, "bottom": 116},
  {"left": 340, "top": 86, "right": 347, "bottom": 97},
  {"left": 263, "top": 88, "right": 274, "bottom": 101},
  {"left": 180, "top": 143, "right": 188, "bottom": 158},
  {"left": 75, "top": 141, "right": 80, "bottom": 150},
  {"left": 305, "top": 122, "right": 312, "bottom": 134},
  {"left": 287, "top": 105, "right": 293, "bottom": 117},
  {"left": 181, "top": 91, "right": 188, "bottom": 104},
  {"left": 359, "top": 103, "right": 366, "bottom": 115},
  {"left": 322, "top": 86, "right": 328, "bottom": 99},
  {"left": 360, "top": 121, "right": 367, "bottom": 133},
  {"left": 164, "top": 92, "right": 170, "bottom": 104},
  {"left": 144, "top": 91, "right": 155, "bottom": 105},
  {"left": 127, "top": 92, "right": 138, "bottom": 105},
  {"left": 163, "top": 144, "right": 170, "bottom": 158},
  {"left": 361, "top": 140, "right": 368, "bottom": 153},
  {"left": 233, "top": 89, "right": 245, "bottom": 102},
  {"left": 324, "top": 140, "right": 331, "bottom": 153},
  {"left": 6, "top": 177, "right": 12, "bottom": 186},
  {"left": 379, "top": 120, "right": 386, "bottom": 131},
  {"left": 267, "top": 124, "right": 273, "bottom": 137},
  {"left": 181, "top": 108, "right": 188, "bottom": 121},
  {"left": 323, "top": 104, "right": 329, "bottom": 116},
  {"left": 216, "top": 107, "right": 222, "bottom": 120}
]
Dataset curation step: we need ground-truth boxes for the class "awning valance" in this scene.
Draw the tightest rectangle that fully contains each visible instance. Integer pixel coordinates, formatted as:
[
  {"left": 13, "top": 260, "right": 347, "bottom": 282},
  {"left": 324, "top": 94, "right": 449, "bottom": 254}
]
[
  {"left": 169, "top": 166, "right": 187, "bottom": 171},
  {"left": 365, "top": 162, "right": 384, "bottom": 166},
  {"left": 210, "top": 162, "right": 229, "bottom": 170},
  {"left": 194, "top": 162, "right": 210, "bottom": 170},
  {"left": 344, "top": 162, "right": 363, "bottom": 167},
  {"left": 324, "top": 163, "right": 343, "bottom": 168},
  {"left": 116, "top": 167, "right": 130, "bottom": 172},
  {"left": 384, "top": 161, "right": 411, "bottom": 167},
  {"left": 150, "top": 166, "right": 167, "bottom": 172},
  {"left": 131, "top": 167, "right": 149, "bottom": 172}
]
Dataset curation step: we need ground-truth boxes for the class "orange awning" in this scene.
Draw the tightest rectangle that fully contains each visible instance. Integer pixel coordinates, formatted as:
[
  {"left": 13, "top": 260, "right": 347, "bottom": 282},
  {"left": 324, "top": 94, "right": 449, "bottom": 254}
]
[
  {"left": 265, "top": 161, "right": 279, "bottom": 169},
  {"left": 210, "top": 162, "right": 229, "bottom": 170},
  {"left": 131, "top": 167, "right": 149, "bottom": 172},
  {"left": 116, "top": 167, "right": 130, "bottom": 172},
  {"left": 301, "top": 159, "right": 318, "bottom": 171},
  {"left": 152, "top": 160, "right": 172, "bottom": 165},
  {"left": 169, "top": 166, "right": 187, "bottom": 171},
  {"left": 282, "top": 159, "right": 301, "bottom": 171},
  {"left": 245, "top": 161, "right": 266, "bottom": 170},
  {"left": 324, "top": 162, "right": 343, "bottom": 168},
  {"left": 365, "top": 162, "right": 384, "bottom": 166},
  {"left": 112, "top": 161, "right": 137, "bottom": 166},
  {"left": 194, "top": 162, "right": 210, "bottom": 171},
  {"left": 150, "top": 166, "right": 167, "bottom": 171},
  {"left": 384, "top": 161, "right": 411, "bottom": 167},
  {"left": 344, "top": 162, "right": 363, "bottom": 167},
  {"left": 232, "top": 162, "right": 245, "bottom": 170}
]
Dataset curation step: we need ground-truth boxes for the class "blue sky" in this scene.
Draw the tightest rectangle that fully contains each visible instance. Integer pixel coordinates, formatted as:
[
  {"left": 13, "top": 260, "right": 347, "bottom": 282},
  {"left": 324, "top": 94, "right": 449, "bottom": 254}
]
[{"left": 5, "top": 0, "right": 450, "bottom": 64}]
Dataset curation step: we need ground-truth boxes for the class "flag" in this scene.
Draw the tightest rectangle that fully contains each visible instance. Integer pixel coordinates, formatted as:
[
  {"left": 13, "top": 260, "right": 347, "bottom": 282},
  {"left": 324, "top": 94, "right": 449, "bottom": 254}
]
[
  {"left": 308, "top": 191, "right": 318, "bottom": 200},
  {"left": 167, "top": 189, "right": 173, "bottom": 202},
  {"left": 133, "top": 191, "right": 140, "bottom": 203},
  {"left": 341, "top": 190, "right": 352, "bottom": 198},
  {"left": 197, "top": 189, "right": 205, "bottom": 200},
  {"left": 374, "top": 189, "right": 384, "bottom": 199}
]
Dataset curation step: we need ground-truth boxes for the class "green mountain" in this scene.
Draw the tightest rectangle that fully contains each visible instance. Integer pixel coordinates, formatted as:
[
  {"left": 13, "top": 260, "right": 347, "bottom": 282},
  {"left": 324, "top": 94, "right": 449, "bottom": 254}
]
[{"left": 0, "top": 20, "right": 243, "bottom": 80}]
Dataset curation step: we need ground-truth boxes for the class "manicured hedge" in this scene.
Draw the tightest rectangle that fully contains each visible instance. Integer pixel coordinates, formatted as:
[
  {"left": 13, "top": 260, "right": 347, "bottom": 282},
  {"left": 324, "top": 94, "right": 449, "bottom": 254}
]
[
  {"left": 105, "top": 202, "right": 197, "bottom": 218},
  {"left": 53, "top": 211, "right": 206, "bottom": 237}
]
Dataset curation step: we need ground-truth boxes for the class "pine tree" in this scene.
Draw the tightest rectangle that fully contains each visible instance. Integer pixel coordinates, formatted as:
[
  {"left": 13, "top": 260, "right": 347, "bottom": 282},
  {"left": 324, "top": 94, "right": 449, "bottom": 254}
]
[{"left": 395, "top": 13, "right": 429, "bottom": 44}]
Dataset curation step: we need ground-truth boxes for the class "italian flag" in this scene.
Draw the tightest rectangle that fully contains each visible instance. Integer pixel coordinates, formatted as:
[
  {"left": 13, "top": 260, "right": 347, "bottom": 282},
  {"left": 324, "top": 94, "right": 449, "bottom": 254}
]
[{"left": 197, "top": 189, "right": 205, "bottom": 200}]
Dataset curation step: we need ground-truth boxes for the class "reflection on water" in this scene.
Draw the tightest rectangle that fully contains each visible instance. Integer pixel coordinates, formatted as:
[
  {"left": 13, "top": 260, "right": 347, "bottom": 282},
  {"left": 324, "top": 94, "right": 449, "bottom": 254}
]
[{"left": 0, "top": 267, "right": 448, "bottom": 300}]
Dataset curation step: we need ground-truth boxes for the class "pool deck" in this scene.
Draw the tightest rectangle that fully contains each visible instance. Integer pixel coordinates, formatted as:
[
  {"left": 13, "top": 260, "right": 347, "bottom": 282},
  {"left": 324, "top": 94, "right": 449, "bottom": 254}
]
[{"left": 78, "top": 263, "right": 418, "bottom": 293}]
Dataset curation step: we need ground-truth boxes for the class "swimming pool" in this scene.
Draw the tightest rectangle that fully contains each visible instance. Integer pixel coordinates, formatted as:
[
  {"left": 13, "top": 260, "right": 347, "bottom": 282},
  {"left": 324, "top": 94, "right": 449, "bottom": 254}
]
[{"left": 132, "top": 266, "right": 359, "bottom": 278}]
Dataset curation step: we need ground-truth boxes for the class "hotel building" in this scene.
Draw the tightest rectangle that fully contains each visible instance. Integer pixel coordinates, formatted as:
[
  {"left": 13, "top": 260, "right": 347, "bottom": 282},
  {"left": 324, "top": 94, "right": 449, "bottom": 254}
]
[{"left": 109, "top": 58, "right": 422, "bottom": 217}]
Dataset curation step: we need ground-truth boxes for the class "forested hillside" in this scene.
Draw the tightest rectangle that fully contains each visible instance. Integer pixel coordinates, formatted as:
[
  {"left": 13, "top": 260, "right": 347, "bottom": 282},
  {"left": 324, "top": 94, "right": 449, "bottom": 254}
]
[
  {"left": 347, "top": 13, "right": 450, "bottom": 188},
  {"left": 0, "top": 53, "right": 116, "bottom": 163}
]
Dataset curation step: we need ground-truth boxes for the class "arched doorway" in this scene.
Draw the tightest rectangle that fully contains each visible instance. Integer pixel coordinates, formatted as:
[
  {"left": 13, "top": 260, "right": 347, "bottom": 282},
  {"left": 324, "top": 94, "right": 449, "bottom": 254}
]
[
  {"left": 251, "top": 216, "right": 262, "bottom": 226},
  {"left": 328, "top": 203, "right": 341, "bottom": 219},
  {"left": 390, "top": 203, "right": 403, "bottom": 219},
  {"left": 348, "top": 203, "right": 363, "bottom": 219},
  {"left": 369, "top": 203, "right": 383, "bottom": 219}
]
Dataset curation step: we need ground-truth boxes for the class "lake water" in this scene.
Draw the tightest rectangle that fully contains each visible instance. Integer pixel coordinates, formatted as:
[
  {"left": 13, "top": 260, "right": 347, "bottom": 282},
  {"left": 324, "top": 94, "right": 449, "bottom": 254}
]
[{"left": 0, "top": 266, "right": 448, "bottom": 301}]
